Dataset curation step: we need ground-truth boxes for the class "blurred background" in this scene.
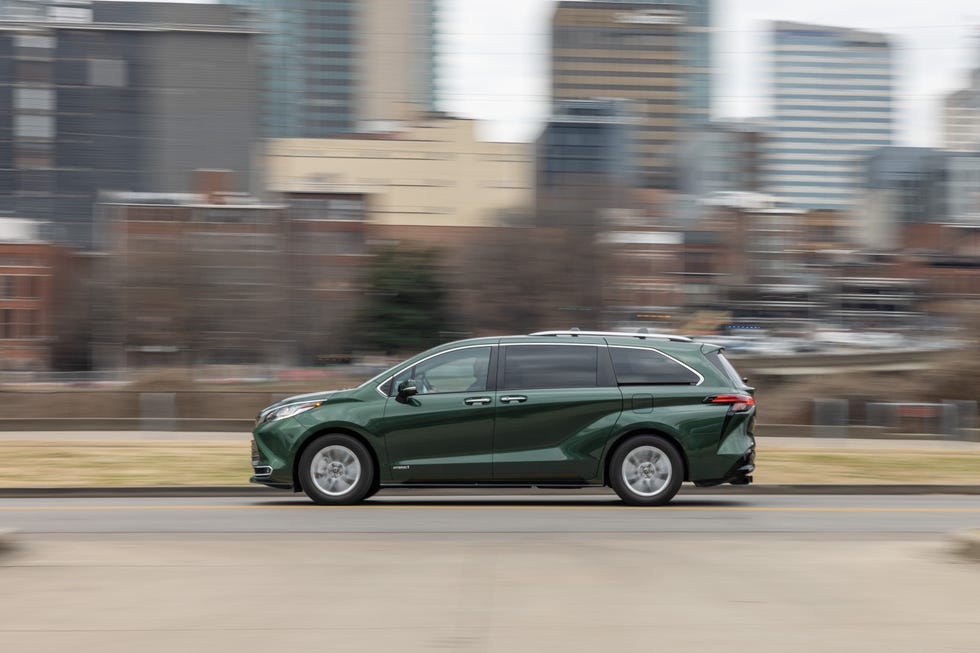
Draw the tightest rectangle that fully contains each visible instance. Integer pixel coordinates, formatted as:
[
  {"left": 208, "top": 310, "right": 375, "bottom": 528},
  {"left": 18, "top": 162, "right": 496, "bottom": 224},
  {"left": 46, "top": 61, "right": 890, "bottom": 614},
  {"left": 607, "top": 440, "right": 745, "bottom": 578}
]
[{"left": 0, "top": 0, "right": 979, "bottom": 433}]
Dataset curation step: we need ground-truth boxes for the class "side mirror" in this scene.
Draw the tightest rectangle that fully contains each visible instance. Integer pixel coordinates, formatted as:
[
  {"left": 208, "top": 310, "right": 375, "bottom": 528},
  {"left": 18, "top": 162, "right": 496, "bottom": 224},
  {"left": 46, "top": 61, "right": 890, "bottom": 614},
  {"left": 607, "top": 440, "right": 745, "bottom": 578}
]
[{"left": 396, "top": 379, "right": 418, "bottom": 403}]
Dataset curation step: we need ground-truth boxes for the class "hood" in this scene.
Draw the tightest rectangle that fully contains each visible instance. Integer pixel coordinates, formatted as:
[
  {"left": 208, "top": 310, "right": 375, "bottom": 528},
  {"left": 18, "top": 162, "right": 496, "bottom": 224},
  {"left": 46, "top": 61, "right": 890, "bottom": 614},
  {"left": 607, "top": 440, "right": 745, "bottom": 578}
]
[{"left": 264, "top": 388, "right": 355, "bottom": 412}]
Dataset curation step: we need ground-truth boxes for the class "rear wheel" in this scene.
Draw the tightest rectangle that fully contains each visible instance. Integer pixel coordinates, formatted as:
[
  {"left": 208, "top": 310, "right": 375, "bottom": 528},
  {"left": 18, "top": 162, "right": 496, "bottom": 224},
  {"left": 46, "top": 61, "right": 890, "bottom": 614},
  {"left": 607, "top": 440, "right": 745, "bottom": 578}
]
[
  {"left": 298, "top": 434, "right": 375, "bottom": 505},
  {"left": 608, "top": 435, "right": 683, "bottom": 506}
]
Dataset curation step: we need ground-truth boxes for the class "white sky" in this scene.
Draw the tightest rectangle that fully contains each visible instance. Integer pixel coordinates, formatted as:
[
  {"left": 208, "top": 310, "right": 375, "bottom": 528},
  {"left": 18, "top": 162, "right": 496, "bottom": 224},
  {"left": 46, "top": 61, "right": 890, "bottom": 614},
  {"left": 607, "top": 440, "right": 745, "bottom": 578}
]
[{"left": 439, "top": 0, "right": 980, "bottom": 144}]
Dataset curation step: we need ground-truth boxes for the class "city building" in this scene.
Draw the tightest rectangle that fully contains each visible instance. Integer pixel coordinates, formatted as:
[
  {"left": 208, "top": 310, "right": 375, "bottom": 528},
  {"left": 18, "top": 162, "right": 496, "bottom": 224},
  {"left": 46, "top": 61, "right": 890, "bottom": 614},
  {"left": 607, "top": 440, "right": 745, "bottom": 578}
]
[
  {"left": 943, "top": 82, "right": 980, "bottom": 152},
  {"left": 223, "top": 0, "right": 437, "bottom": 137},
  {"left": 763, "top": 21, "right": 895, "bottom": 211},
  {"left": 677, "top": 120, "right": 764, "bottom": 198},
  {"left": 536, "top": 98, "right": 638, "bottom": 190},
  {"left": 0, "top": 1, "right": 260, "bottom": 248},
  {"left": 96, "top": 175, "right": 288, "bottom": 369},
  {"left": 862, "top": 147, "right": 948, "bottom": 249},
  {"left": 280, "top": 189, "right": 370, "bottom": 363},
  {"left": 264, "top": 118, "right": 533, "bottom": 227},
  {"left": 0, "top": 217, "right": 68, "bottom": 370},
  {"left": 551, "top": 0, "right": 712, "bottom": 189},
  {"left": 942, "top": 32, "right": 980, "bottom": 151},
  {"left": 535, "top": 98, "right": 639, "bottom": 232},
  {"left": 861, "top": 147, "right": 980, "bottom": 249}
]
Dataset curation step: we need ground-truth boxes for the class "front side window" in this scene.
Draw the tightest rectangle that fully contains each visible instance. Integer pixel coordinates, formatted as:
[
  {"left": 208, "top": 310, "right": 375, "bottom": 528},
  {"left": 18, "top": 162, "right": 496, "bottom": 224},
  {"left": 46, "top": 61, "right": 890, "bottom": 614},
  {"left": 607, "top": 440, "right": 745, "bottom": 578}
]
[
  {"left": 501, "top": 345, "right": 598, "bottom": 390},
  {"left": 389, "top": 346, "right": 492, "bottom": 396},
  {"left": 609, "top": 347, "right": 701, "bottom": 385}
]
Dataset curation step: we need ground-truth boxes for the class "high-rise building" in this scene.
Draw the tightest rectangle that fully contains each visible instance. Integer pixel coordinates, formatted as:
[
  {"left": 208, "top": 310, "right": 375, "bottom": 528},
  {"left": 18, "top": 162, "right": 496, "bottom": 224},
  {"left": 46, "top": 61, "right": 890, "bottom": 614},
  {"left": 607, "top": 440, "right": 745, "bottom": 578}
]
[
  {"left": 551, "top": 1, "right": 712, "bottom": 189},
  {"left": 943, "top": 30, "right": 980, "bottom": 151},
  {"left": 763, "top": 21, "right": 895, "bottom": 211},
  {"left": 677, "top": 120, "right": 764, "bottom": 198},
  {"left": 0, "top": 1, "right": 260, "bottom": 248},
  {"left": 223, "top": 0, "right": 437, "bottom": 137},
  {"left": 536, "top": 99, "right": 638, "bottom": 190},
  {"left": 943, "top": 82, "right": 980, "bottom": 151}
]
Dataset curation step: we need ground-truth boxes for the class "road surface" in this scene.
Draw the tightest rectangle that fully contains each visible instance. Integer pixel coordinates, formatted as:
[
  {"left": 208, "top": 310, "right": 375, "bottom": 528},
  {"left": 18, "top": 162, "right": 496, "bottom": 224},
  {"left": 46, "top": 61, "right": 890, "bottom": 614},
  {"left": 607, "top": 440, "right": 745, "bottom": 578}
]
[
  {"left": 1, "top": 494, "right": 979, "bottom": 653},
  {"left": 1, "top": 493, "right": 980, "bottom": 533}
]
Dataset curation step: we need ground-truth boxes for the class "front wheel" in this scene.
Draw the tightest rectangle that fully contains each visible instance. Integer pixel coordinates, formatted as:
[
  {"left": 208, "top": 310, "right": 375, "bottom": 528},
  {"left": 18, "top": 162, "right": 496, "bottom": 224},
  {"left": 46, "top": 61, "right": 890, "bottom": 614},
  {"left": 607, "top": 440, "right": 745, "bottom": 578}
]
[
  {"left": 608, "top": 435, "right": 684, "bottom": 506},
  {"left": 298, "top": 434, "right": 375, "bottom": 505}
]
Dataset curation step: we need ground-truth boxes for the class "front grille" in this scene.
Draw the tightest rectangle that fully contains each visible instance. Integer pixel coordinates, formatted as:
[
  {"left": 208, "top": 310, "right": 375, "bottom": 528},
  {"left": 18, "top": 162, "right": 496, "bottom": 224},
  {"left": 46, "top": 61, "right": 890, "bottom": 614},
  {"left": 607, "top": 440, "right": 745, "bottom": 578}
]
[{"left": 251, "top": 439, "right": 260, "bottom": 466}]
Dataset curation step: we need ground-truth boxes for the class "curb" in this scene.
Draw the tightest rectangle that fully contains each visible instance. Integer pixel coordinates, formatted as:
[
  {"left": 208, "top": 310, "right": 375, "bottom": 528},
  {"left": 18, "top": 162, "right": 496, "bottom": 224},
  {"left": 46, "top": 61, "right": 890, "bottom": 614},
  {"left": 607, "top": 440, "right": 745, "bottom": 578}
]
[
  {"left": 1, "top": 484, "right": 980, "bottom": 498},
  {"left": 954, "top": 529, "right": 980, "bottom": 563}
]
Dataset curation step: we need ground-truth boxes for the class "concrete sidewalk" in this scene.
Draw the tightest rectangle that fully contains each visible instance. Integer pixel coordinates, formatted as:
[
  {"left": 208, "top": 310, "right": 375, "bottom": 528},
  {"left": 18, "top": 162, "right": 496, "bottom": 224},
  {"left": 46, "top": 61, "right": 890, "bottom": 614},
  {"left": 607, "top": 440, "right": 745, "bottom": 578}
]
[{"left": 2, "top": 534, "right": 978, "bottom": 653}]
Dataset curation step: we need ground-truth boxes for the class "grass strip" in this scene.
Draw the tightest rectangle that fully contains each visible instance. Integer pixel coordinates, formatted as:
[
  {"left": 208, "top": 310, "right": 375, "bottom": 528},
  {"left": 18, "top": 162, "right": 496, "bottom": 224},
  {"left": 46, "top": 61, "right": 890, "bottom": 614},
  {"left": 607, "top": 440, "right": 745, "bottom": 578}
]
[{"left": 1, "top": 441, "right": 979, "bottom": 487}]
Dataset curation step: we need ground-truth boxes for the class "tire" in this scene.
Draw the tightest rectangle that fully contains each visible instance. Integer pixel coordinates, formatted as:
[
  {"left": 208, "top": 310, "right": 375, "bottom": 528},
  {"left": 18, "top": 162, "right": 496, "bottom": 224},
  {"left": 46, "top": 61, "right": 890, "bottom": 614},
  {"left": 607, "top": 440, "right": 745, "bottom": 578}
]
[
  {"left": 608, "top": 435, "right": 684, "bottom": 506},
  {"left": 363, "top": 477, "right": 381, "bottom": 500},
  {"left": 298, "top": 434, "right": 375, "bottom": 505}
]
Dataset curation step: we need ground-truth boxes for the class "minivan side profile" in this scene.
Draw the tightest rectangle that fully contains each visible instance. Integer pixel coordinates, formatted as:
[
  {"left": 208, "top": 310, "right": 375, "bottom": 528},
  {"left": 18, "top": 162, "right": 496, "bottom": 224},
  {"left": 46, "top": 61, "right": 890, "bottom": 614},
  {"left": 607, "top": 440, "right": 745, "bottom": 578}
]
[{"left": 251, "top": 331, "right": 756, "bottom": 506}]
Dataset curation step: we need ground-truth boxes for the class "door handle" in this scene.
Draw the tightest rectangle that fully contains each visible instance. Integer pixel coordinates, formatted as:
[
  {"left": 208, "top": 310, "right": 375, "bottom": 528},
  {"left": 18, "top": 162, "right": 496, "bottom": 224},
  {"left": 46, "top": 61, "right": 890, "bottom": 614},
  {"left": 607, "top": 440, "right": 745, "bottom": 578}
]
[
  {"left": 499, "top": 395, "right": 527, "bottom": 404},
  {"left": 464, "top": 396, "right": 492, "bottom": 406}
]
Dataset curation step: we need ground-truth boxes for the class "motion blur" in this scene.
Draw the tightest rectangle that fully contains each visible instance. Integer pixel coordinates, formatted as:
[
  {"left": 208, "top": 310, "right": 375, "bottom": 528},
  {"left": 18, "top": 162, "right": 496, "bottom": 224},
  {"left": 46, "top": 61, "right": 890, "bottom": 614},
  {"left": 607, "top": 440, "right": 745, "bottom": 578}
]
[{"left": 0, "top": 0, "right": 978, "bottom": 434}]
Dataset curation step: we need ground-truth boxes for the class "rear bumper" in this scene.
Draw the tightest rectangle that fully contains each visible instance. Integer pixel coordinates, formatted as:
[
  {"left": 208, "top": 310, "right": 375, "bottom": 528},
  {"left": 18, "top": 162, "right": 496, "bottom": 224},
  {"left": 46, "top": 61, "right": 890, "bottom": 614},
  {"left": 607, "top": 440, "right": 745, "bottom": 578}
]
[{"left": 693, "top": 448, "right": 755, "bottom": 488}]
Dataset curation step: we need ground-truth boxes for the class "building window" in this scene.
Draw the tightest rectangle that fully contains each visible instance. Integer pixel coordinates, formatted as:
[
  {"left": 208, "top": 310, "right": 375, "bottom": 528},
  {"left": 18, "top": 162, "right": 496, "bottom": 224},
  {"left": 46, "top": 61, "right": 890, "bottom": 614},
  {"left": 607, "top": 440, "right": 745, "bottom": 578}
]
[
  {"left": 14, "top": 60, "right": 52, "bottom": 83},
  {"left": 14, "top": 88, "right": 55, "bottom": 111},
  {"left": 15, "top": 34, "right": 55, "bottom": 49},
  {"left": 14, "top": 115, "right": 54, "bottom": 139},
  {"left": 88, "top": 59, "right": 127, "bottom": 87}
]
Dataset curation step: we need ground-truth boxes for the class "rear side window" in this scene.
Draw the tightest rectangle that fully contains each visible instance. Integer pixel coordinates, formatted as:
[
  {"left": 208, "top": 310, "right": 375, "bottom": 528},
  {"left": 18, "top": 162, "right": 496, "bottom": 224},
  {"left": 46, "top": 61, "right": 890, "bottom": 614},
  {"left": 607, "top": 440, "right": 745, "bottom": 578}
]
[
  {"left": 705, "top": 351, "right": 745, "bottom": 387},
  {"left": 502, "top": 345, "right": 598, "bottom": 390},
  {"left": 609, "top": 347, "right": 701, "bottom": 385}
]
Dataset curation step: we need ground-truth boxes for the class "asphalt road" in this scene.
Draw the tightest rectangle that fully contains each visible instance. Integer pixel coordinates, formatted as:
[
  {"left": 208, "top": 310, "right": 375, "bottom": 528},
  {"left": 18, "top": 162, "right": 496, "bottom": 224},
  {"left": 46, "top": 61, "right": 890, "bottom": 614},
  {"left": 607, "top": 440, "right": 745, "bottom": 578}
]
[
  {"left": 2, "top": 493, "right": 980, "bottom": 534},
  {"left": 3, "top": 493, "right": 980, "bottom": 653}
]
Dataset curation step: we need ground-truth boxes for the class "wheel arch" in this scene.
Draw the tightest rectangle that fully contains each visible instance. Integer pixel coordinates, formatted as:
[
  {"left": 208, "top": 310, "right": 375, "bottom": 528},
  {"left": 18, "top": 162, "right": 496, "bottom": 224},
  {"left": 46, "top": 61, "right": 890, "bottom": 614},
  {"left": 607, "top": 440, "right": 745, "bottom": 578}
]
[
  {"left": 292, "top": 427, "right": 381, "bottom": 493},
  {"left": 602, "top": 429, "right": 690, "bottom": 485}
]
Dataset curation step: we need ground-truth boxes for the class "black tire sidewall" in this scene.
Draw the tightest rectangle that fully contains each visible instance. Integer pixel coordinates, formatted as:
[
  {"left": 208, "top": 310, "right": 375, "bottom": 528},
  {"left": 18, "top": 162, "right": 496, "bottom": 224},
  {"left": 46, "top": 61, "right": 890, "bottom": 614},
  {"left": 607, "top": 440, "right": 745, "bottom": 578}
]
[
  {"left": 298, "top": 434, "right": 375, "bottom": 505},
  {"left": 609, "top": 435, "right": 683, "bottom": 506}
]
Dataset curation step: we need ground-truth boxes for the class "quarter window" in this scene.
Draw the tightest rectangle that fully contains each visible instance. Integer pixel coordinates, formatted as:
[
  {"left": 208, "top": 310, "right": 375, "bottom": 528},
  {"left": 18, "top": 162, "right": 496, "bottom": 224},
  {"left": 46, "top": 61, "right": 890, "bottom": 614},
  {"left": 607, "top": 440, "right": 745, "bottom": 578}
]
[
  {"left": 501, "top": 345, "right": 598, "bottom": 390},
  {"left": 609, "top": 347, "right": 700, "bottom": 385}
]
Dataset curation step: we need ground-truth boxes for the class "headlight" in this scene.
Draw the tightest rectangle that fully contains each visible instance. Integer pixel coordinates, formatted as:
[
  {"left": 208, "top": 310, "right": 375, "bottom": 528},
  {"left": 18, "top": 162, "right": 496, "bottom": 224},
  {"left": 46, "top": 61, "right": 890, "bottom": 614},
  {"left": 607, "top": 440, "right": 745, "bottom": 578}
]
[{"left": 258, "top": 400, "right": 322, "bottom": 425}]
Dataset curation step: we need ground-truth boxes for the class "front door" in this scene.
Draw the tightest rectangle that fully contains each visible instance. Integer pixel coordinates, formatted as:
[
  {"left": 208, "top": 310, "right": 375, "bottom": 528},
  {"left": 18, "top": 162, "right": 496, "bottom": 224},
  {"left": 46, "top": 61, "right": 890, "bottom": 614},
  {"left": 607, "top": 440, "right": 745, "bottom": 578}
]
[{"left": 380, "top": 345, "right": 495, "bottom": 483}]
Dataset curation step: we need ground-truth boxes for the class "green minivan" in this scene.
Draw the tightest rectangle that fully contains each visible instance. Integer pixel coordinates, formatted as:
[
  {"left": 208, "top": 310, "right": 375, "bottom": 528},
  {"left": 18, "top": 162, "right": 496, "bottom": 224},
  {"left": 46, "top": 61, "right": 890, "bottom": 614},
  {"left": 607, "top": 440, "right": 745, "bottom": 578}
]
[{"left": 251, "top": 330, "right": 756, "bottom": 506}]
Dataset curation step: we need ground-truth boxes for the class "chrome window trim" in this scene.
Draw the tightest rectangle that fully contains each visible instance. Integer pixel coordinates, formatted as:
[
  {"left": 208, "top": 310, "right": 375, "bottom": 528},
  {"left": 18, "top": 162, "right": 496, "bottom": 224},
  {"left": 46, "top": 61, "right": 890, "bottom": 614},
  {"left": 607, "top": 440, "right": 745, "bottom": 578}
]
[
  {"left": 608, "top": 345, "right": 705, "bottom": 386},
  {"left": 375, "top": 344, "right": 496, "bottom": 398}
]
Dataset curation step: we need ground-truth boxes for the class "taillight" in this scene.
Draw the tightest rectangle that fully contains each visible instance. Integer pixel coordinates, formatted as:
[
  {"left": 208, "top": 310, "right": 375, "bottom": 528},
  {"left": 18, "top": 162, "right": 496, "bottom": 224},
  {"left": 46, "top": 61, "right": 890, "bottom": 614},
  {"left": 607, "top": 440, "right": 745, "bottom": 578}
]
[{"left": 704, "top": 394, "right": 755, "bottom": 412}]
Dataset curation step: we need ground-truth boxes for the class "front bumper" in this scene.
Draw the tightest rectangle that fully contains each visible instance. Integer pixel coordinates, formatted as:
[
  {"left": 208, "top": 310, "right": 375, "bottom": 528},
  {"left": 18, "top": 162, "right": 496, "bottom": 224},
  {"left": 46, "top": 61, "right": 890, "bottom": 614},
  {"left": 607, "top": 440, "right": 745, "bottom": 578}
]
[
  {"left": 251, "top": 438, "right": 291, "bottom": 489},
  {"left": 250, "top": 476, "right": 293, "bottom": 490}
]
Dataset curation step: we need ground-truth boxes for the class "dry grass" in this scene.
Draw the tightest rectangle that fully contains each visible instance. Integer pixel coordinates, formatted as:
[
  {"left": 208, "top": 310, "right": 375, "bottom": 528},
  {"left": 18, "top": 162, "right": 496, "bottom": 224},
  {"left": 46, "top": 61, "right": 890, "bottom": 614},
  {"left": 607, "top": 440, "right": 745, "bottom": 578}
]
[
  {"left": 754, "top": 448, "right": 980, "bottom": 484},
  {"left": 0, "top": 441, "right": 250, "bottom": 487},
  {"left": 1, "top": 440, "right": 980, "bottom": 487}
]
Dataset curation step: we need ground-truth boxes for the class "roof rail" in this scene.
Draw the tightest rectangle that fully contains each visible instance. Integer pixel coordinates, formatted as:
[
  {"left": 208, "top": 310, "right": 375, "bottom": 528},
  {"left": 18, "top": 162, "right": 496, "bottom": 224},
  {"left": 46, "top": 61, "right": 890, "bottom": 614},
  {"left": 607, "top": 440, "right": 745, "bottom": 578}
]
[{"left": 530, "top": 329, "right": 693, "bottom": 343}]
